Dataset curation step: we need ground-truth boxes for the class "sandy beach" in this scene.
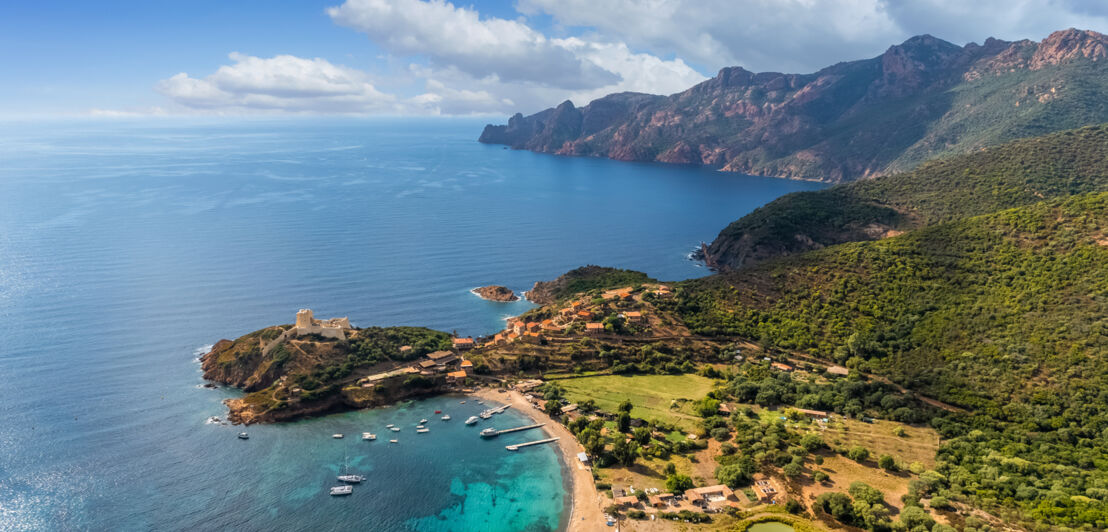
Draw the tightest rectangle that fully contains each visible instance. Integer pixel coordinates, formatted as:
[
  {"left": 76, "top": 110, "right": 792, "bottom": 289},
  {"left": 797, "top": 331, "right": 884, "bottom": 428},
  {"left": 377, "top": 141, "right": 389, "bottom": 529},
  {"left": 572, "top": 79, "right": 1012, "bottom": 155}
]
[{"left": 472, "top": 387, "right": 606, "bottom": 532}]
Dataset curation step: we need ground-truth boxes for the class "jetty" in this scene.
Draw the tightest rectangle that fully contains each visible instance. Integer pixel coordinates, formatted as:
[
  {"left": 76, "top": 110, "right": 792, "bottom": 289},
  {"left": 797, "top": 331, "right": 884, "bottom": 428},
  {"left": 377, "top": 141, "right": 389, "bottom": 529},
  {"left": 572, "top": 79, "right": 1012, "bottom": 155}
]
[
  {"left": 506, "top": 437, "right": 559, "bottom": 451},
  {"left": 481, "top": 423, "right": 544, "bottom": 438}
]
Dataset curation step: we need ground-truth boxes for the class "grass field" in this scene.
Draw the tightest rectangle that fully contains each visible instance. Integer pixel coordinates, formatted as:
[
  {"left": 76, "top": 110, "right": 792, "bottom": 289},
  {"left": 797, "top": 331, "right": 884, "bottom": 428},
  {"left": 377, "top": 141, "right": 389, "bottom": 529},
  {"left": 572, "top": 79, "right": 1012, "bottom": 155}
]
[{"left": 554, "top": 373, "right": 719, "bottom": 429}]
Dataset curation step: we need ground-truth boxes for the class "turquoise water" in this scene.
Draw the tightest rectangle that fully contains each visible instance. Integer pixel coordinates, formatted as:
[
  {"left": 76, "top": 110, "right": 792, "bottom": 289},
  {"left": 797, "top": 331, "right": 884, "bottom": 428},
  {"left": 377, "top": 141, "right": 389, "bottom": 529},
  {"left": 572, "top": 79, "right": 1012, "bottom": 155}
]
[{"left": 0, "top": 118, "right": 824, "bottom": 530}]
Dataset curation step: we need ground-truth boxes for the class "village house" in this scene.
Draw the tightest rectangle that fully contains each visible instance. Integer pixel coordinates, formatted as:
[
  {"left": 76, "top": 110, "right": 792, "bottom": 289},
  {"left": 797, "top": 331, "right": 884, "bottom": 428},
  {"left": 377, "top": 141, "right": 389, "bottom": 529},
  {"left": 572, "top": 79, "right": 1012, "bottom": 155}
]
[
  {"left": 577, "top": 310, "right": 594, "bottom": 320},
  {"left": 622, "top": 311, "right": 644, "bottom": 323},
  {"left": 452, "top": 337, "right": 475, "bottom": 350},
  {"left": 647, "top": 493, "right": 674, "bottom": 508},
  {"left": 558, "top": 307, "right": 576, "bottom": 319},
  {"left": 795, "top": 408, "right": 830, "bottom": 419},
  {"left": 446, "top": 370, "right": 468, "bottom": 384},
  {"left": 515, "top": 379, "right": 543, "bottom": 392},
  {"left": 525, "top": 321, "right": 541, "bottom": 333},
  {"left": 585, "top": 322, "right": 604, "bottom": 335},
  {"left": 771, "top": 362, "right": 794, "bottom": 372},
  {"left": 686, "top": 485, "right": 734, "bottom": 506},
  {"left": 399, "top": 345, "right": 412, "bottom": 355},
  {"left": 426, "top": 350, "right": 458, "bottom": 367},
  {"left": 613, "top": 495, "right": 640, "bottom": 509},
  {"left": 541, "top": 319, "right": 559, "bottom": 331},
  {"left": 522, "top": 331, "right": 542, "bottom": 344}
]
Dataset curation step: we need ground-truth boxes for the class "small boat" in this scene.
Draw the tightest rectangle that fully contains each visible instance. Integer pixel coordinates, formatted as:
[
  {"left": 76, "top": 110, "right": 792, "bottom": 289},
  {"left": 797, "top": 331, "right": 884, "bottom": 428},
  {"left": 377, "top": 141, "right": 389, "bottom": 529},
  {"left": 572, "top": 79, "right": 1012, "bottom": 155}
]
[
  {"left": 441, "top": 415, "right": 451, "bottom": 421},
  {"left": 238, "top": 432, "right": 249, "bottom": 440},
  {"left": 417, "top": 428, "right": 429, "bottom": 433},
  {"left": 330, "top": 485, "right": 353, "bottom": 496},
  {"left": 332, "top": 434, "right": 344, "bottom": 439},
  {"left": 465, "top": 416, "right": 479, "bottom": 425},
  {"left": 480, "top": 427, "right": 498, "bottom": 438},
  {"left": 338, "top": 474, "right": 365, "bottom": 483},
  {"left": 434, "top": 410, "right": 442, "bottom": 414},
  {"left": 390, "top": 427, "right": 400, "bottom": 432},
  {"left": 419, "top": 419, "right": 428, "bottom": 424},
  {"left": 460, "top": 401, "right": 466, "bottom": 404},
  {"left": 389, "top": 439, "right": 398, "bottom": 443},
  {"left": 386, "top": 424, "right": 394, "bottom": 428},
  {"left": 416, "top": 425, "right": 426, "bottom": 430},
  {"left": 479, "top": 411, "right": 492, "bottom": 420},
  {"left": 362, "top": 432, "right": 376, "bottom": 441}
]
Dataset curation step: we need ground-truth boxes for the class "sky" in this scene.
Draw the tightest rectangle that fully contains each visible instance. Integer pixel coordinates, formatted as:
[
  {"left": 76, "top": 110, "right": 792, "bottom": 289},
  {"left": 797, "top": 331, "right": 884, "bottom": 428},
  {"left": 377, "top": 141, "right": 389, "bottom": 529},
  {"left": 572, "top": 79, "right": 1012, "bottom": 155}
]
[{"left": 2, "top": 0, "right": 1107, "bottom": 118}]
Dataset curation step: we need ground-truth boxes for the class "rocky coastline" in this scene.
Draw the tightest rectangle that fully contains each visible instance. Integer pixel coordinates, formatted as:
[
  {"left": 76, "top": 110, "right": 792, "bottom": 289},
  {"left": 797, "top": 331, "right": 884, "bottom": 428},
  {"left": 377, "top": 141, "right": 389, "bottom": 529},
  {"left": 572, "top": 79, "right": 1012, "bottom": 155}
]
[{"left": 471, "top": 285, "right": 519, "bottom": 302}]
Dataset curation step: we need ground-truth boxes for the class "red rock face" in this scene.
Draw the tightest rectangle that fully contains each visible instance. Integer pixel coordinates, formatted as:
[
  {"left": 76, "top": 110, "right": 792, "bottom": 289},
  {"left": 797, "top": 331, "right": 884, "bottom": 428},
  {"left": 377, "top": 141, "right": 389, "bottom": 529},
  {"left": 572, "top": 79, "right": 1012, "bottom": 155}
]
[{"left": 480, "top": 29, "right": 1108, "bottom": 183}]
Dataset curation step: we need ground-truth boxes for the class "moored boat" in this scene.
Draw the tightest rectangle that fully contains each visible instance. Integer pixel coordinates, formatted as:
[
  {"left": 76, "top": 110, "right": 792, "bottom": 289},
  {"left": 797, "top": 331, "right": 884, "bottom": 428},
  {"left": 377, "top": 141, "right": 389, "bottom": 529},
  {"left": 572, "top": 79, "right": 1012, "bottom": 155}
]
[
  {"left": 332, "top": 433, "right": 343, "bottom": 439},
  {"left": 465, "top": 416, "right": 479, "bottom": 425},
  {"left": 362, "top": 432, "right": 376, "bottom": 441},
  {"left": 238, "top": 432, "right": 249, "bottom": 440},
  {"left": 338, "top": 474, "right": 365, "bottom": 483},
  {"left": 480, "top": 427, "right": 498, "bottom": 438},
  {"left": 330, "top": 485, "right": 353, "bottom": 496},
  {"left": 441, "top": 414, "right": 451, "bottom": 421}
]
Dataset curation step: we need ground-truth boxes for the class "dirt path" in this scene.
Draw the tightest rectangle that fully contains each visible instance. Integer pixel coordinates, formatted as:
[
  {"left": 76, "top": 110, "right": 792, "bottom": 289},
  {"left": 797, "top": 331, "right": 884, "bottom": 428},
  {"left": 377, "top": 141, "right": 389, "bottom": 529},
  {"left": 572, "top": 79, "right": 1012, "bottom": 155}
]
[{"left": 471, "top": 388, "right": 606, "bottom": 532}]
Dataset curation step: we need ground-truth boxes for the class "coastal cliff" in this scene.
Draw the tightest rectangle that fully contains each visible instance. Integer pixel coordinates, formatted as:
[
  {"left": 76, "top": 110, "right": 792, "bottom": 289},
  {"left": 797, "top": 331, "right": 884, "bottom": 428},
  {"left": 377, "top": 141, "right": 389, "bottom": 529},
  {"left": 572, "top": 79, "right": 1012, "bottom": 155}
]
[
  {"left": 201, "top": 324, "right": 455, "bottom": 424},
  {"left": 481, "top": 29, "right": 1108, "bottom": 182}
]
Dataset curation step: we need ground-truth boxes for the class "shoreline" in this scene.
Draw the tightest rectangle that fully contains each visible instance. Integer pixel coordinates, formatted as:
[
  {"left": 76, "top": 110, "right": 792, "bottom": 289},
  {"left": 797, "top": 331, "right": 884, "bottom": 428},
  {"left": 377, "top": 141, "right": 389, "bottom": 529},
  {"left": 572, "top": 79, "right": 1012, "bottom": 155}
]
[{"left": 471, "top": 387, "right": 605, "bottom": 532}]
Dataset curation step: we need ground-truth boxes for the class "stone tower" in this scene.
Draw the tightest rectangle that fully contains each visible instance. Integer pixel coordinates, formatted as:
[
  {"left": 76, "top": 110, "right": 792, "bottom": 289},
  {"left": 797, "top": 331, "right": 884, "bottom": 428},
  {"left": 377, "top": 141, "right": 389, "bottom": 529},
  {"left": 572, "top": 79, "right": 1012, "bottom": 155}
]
[{"left": 295, "top": 308, "right": 314, "bottom": 329}]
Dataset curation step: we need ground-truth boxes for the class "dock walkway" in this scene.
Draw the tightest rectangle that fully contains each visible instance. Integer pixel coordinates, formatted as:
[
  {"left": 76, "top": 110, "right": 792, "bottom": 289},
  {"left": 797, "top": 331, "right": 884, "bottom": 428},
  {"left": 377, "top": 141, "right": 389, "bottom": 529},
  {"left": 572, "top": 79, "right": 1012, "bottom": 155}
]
[
  {"left": 506, "top": 437, "right": 559, "bottom": 451},
  {"left": 488, "top": 423, "right": 544, "bottom": 437}
]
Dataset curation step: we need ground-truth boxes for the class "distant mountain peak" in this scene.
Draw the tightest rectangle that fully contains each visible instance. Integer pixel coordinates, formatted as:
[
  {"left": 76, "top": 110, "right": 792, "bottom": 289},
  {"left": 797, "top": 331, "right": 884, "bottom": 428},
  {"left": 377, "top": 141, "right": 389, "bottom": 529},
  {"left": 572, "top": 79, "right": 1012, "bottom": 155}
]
[{"left": 480, "top": 28, "right": 1108, "bottom": 182}]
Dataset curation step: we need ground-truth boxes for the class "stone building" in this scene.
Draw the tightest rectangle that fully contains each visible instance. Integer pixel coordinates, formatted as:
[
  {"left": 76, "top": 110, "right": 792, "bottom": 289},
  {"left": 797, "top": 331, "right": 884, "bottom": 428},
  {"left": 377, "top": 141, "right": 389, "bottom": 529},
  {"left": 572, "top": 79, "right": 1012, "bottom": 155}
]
[{"left": 294, "top": 308, "right": 350, "bottom": 340}]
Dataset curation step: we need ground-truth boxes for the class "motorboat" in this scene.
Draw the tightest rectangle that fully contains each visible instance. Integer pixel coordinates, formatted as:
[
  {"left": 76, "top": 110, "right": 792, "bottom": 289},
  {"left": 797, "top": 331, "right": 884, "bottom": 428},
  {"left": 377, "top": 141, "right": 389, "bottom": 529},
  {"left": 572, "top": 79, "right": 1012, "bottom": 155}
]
[
  {"left": 480, "top": 427, "right": 498, "bottom": 438},
  {"left": 362, "top": 432, "right": 376, "bottom": 441},
  {"left": 419, "top": 419, "right": 428, "bottom": 424},
  {"left": 417, "top": 428, "right": 429, "bottom": 433},
  {"left": 238, "top": 432, "right": 249, "bottom": 440},
  {"left": 390, "top": 427, "right": 400, "bottom": 432},
  {"left": 465, "top": 416, "right": 479, "bottom": 425},
  {"left": 441, "top": 415, "right": 451, "bottom": 421},
  {"left": 338, "top": 474, "right": 365, "bottom": 483},
  {"left": 332, "top": 434, "right": 344, "bottom": 439},
  {"left": 330, "top": 485, "right": 353, "bottom": 496}
]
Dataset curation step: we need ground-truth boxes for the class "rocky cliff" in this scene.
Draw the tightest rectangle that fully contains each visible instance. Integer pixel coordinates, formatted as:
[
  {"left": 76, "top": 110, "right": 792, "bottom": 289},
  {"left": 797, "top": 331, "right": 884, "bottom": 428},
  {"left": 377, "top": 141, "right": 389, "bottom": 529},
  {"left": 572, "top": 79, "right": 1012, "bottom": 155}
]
[
  {"left": 481, "top": 29, "right": 1108, "bottom": 182},
  {"left": 472, "top": 285, "right": 519, "bottom": 302}
]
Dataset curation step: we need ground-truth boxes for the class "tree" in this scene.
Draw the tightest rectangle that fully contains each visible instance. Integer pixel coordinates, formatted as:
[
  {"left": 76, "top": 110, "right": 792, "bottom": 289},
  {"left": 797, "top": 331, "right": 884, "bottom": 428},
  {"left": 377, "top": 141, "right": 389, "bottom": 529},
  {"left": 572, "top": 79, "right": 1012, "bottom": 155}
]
[
  {"left": 544, "top": 399, "right": 563, "bottom": 416},
  {"left": 611, "top": 438, "right": 640, "bottom": 466},
  {"left": 694, "top": 398, "right": 721, "bottom": 417},
  {"left": 815, "top": 492, "right": 855, "bottom": 523},
  {"left": 617, "top": 412, "right": 631, "bottom": 433},
  {"left": 714, "top": 456, "right": 756, "bottom": 488},
  {"left": 813, "top": 471, "right": 830, "bottom": 483},
  {"left": 710, "top": 427, "right": 732, "bottom": 441},
  {"left": 800, "top": 433, "right": 825, "bottom": 452},
  {"left": 848, "top": 481, "right": 884, "bottom": 505},
  {"left": 632, "top": 426, "right": 652, "bottom": 445},
  {"left": 665, "top": 473, "right": 694, "bottom": 494},
  {"left": 898, "top": 506, "right": 935, "bottom": 529},
  {"left": 664, "top": 462, "right": 676, "bottom": 476},
  {"left": 618, "top": 398, "right": 633, "bottom": 413},
  {"left": 579, "top": 428, "right": 605, "bottom": 456},
  {"left": 878, "top": 454, "right": 897, "bottom": 471},
  {"left": 846, "top": 445, "right": 870, "bottom": 462},
  {"left": 782, "top": 461, "right": 803, "bottom": 477}
]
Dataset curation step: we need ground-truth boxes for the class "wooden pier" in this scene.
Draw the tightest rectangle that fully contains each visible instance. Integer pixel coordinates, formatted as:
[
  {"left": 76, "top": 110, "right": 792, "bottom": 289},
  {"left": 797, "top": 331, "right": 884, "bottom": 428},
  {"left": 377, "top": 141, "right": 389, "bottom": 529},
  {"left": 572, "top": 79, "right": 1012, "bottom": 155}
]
[
  {"left": 486, "top": 423, "right": 544, "bottom": 437},
  {"left": 506, "top": 437, "right": 559, "bottom": 451}
]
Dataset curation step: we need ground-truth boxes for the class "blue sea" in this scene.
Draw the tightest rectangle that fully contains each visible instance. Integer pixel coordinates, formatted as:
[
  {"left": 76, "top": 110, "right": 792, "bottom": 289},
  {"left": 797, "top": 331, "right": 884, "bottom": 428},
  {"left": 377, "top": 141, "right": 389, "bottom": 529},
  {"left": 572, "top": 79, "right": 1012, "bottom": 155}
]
[{"left": 0, "top": 118, "right": 824, "bottom": 530}]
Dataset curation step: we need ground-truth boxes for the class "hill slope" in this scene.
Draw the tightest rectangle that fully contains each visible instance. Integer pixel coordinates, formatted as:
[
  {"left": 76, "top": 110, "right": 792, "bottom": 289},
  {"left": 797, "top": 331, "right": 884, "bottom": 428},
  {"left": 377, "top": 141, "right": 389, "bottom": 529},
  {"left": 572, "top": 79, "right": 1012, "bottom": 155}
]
[
  {"left": 672, "top": 193, "right": 1108, "bottom": 526},
  {"left": 481, "top": 29, "right": 1108, "bottom": 183},
  {"left": 703, "top": 124, "right": 1108, "bottom": 269}
]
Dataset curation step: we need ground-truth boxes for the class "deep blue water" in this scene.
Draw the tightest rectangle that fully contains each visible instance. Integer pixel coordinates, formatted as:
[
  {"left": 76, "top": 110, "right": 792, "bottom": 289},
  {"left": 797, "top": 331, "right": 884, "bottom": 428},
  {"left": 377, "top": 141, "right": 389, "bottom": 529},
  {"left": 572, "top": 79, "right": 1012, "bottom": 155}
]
[{"left": 0, "top": 118, "right": 824, "bottom": 530}]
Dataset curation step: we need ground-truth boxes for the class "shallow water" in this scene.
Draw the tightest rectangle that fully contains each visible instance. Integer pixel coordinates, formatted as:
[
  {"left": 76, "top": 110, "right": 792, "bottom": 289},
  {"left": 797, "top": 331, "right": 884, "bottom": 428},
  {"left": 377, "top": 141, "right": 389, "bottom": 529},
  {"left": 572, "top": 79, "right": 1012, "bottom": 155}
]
[{"left": 0, "top": 117, "right": 824, "bottom": 530}]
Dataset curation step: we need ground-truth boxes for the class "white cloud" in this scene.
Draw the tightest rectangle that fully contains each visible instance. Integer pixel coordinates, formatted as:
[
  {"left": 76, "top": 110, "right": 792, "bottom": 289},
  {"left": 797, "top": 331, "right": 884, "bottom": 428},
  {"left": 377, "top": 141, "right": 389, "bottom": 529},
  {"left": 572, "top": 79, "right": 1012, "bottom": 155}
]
[
  {"left": 156, "top": 53, "right": 399, "bottom": 113},
  {"left": 517, "top": 0, "right": 1108, "bottom": 73},
  {"left": 327, "top": 0, "right": 620, "bottom": 89}
]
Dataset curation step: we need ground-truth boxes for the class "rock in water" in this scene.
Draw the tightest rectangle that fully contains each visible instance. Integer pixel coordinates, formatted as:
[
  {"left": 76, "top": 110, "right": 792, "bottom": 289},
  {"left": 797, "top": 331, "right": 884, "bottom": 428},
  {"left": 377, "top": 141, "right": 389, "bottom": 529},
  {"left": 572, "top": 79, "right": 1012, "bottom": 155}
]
[{"left": 473, "top": 285, "right": 518, "bottom": 302}]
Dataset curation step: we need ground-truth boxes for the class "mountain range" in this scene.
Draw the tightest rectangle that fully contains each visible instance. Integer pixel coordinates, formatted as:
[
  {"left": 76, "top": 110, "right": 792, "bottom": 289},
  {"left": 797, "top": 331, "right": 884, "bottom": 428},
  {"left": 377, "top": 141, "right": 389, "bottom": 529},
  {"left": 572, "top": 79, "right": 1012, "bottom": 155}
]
[{"left": 480, "top": 29, "right": 1108, "bottom": 183}]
